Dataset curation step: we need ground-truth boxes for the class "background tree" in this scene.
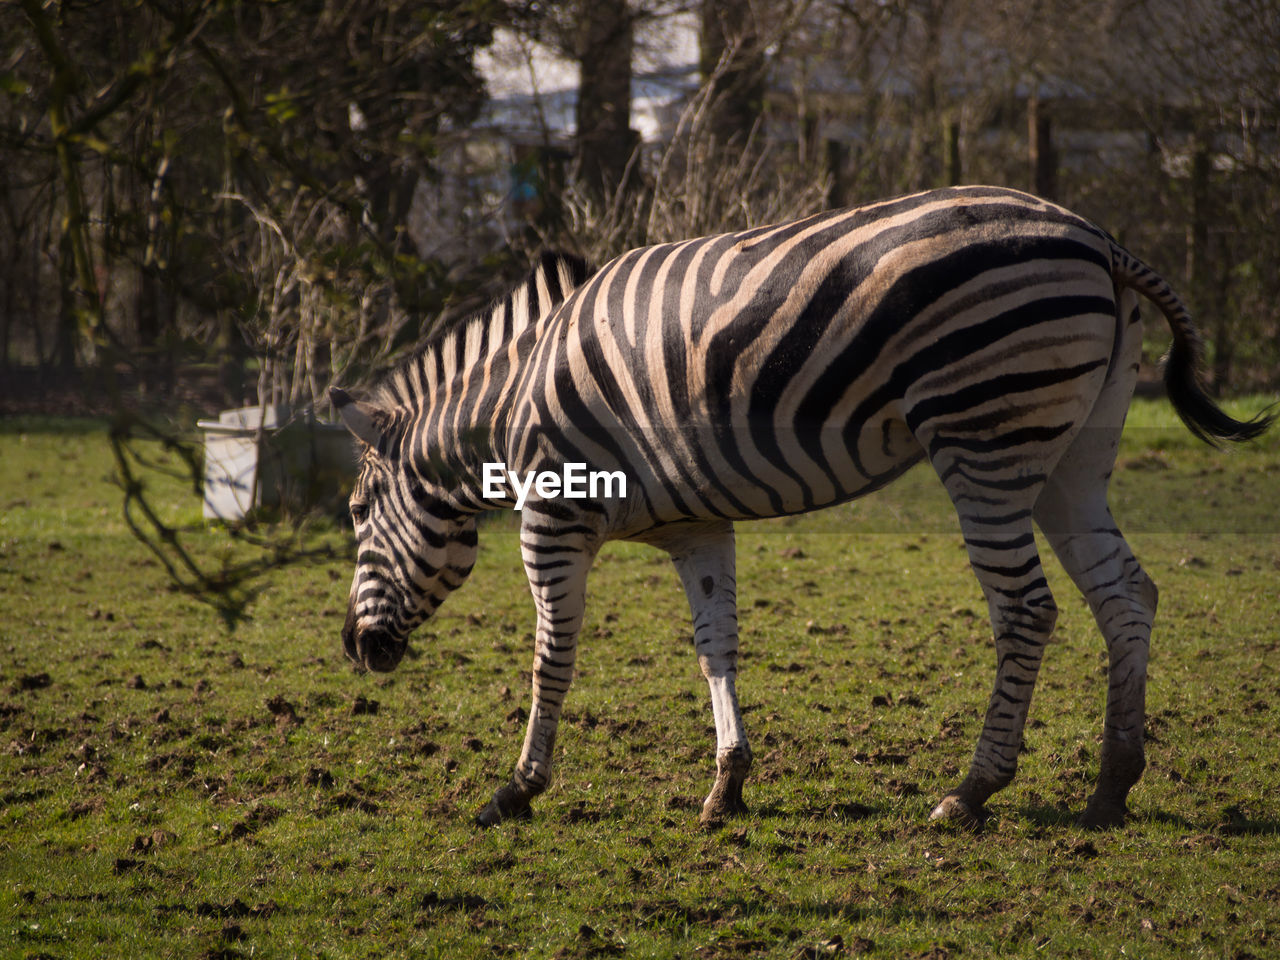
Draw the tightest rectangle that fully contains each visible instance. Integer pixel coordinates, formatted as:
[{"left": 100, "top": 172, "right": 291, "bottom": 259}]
[
  {"left": 699, "top": 0, "right": 768, "bottom": 147},
  {"left": 3, "top": 0, "right": 504, "bottom": 619},
  {"left": 1108, "top": 0, "right": 1280, "bottom": 392},
  {"left": 4, "top": 0, "right": 500, "bottom": 397},
  {"left": 575, "top": 0, "right": 640, "bottom": 201},
  {"left": 2, "top": 0, "right": 1275, "bottom": 619}
]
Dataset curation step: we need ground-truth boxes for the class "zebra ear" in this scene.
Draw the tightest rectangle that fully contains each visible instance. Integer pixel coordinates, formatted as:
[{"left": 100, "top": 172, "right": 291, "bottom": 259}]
[{"left": 330, "top": 386, "right": 384, "bottom": 449}]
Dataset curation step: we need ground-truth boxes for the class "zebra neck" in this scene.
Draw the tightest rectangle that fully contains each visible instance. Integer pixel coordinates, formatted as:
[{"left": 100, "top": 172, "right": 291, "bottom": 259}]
[
  {"left": 373, "top": 251, "right": 589, "bottom": 508},
  {"left": 393, "top": 325, "right": 544, "bottom": 510}
]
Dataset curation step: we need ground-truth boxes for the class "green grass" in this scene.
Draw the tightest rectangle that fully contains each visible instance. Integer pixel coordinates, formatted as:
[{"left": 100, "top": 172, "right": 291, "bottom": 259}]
[{"left": 2, "top": 398, "right": 1278, "bottom": 959}]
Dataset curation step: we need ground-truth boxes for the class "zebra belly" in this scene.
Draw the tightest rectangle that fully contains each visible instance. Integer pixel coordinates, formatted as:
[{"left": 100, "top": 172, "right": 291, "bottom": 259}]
[{"left": 617, "top": 413, "right": 925, "bottom": 530}]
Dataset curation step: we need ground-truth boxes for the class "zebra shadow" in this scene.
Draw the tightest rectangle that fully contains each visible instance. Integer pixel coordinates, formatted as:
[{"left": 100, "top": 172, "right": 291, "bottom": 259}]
[
  {"left": 1017, "top": 801, "right": 1280, "bottom": 836},
  {"left": 1205, "top": 804, "right": 1280, "bottom": 837},
  {"left": 749, "top": 799, "right": 885, "bottom": 822}
]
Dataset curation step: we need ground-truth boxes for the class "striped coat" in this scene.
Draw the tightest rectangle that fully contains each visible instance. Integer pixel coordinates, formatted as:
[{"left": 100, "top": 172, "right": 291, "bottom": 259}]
[{"left": 333, "top": 186, "right": 1270, "bottom": 828}]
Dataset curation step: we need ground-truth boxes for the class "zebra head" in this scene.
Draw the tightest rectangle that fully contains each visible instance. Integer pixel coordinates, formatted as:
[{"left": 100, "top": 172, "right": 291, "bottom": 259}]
[{"left": 331, "top": 387, "right": 479, "bottom": 673}]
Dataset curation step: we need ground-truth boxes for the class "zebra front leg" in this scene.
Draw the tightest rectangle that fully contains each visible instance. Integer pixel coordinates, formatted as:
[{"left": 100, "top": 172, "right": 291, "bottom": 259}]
[
  {"left": 666, "top": 521, "right": 752, "bottom": 825},
  {"left": 476, "top": 522, "right": 597, "bottom": 827}
]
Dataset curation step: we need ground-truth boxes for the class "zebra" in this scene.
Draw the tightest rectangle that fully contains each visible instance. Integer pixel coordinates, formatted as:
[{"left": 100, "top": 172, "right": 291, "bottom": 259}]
[{"left": 331, "top": 185, "right": 1270, "bottom": 830}]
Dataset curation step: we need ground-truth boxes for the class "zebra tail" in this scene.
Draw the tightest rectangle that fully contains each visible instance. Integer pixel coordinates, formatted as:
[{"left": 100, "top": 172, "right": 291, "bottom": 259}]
[{"left": 1110, "top": 244, "right": 1274, "bottom": 446}]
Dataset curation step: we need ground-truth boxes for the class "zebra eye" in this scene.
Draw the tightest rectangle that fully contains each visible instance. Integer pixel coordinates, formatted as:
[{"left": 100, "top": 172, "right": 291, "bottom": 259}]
[{"left": 350, "top": 502, "right": 370, "bottom": 525}]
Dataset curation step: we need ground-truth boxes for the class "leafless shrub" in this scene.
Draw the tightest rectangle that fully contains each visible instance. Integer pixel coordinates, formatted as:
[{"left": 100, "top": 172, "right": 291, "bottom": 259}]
[
  {"left": 215, "top": 192, "right": 412, "bottom": 408},
  {"left": 529, "top": 34, "right": 831, "bottom": 268}
]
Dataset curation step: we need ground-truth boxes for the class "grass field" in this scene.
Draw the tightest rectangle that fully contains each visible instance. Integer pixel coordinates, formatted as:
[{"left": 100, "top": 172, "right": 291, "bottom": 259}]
[{"left": 2, "top": 397, "right": 1279, "bottom": 959}]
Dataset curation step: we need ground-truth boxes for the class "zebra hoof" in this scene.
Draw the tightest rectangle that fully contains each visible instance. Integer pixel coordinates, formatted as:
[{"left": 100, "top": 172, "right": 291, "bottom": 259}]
[
  {"left": 929, "top": 793, "right": 989, "bottom": 830},
  {"left": 699, "top": 747, "right": 752, "bottom": 827},
  {"left": 1075, "top": 796, "right": 1127, "bottom": 830},
  {"left": 698, "top": 795, "right": 749, "bottom": 829},
  {"left": 475, "top": 784, "right": 533, "bottom": 828}
]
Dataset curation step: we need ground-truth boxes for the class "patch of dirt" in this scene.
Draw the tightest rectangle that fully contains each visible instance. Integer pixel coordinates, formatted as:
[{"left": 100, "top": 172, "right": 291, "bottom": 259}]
[
  {"left": 131, "top": 829, "right": 178, "bottom": 854},
  {"left": 194, "top": 898, "right": 277, "bottom": 920},
  {"left": 1054, "top": 837, "right": 1100, "bottom": 859},
  {"left": 305, "top": 766, "right": 335, "bottom": 788},
  {"left": 695, "top": 937, "right": 771, "bottom": 958},
  {"left": 553, "top": 923, "right": 626, "bottom": 958},
  {"left": 65, "top": 797, "right": 105, "bottom": 820},
  {"left": 792, "top": 936, "right": 845, "bottom": 959},
  {"left": 808, "top": 801, "right": 875, "bottom": 821},
  {"left": 632, "top": 898, "right": 745, "bottom": 938},
  {"left": 224, "top": 804, "right": 283, "bottom": 842},
  {"left": 14, "top": 673, "right": 52, "bottom": 693},
  {"left": 565, "top": 802, "right": 604, "bottom": 824},
  {"left": 264, "top": 696, "right": 301, "bottom": 730},
  {"left": 328, "top": 792, "right": 379, "bottom": 815}
]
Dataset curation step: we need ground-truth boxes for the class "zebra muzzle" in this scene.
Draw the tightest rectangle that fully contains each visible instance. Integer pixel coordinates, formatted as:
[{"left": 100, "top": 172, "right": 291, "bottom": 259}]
[
  {"left": 360, "top": 628, "right": 407, "bottom": 672},
  {"left": 343, "top": 617, "right": 407, "bottom": 673}
]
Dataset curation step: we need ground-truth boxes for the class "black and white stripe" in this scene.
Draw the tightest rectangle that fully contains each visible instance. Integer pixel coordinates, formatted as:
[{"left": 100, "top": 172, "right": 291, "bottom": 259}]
[{"left": 332, "top": 185, "right": 1270, "bottom": 828}]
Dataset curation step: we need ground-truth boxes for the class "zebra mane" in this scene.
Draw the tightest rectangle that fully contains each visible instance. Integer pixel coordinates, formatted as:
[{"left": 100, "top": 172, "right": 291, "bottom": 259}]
[{"left": 372, "top": 251, "right": 591, "bottom": 412}]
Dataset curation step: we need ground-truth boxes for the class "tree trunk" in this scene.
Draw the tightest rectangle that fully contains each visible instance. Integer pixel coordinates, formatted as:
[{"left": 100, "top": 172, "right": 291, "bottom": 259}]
[
  {"left": 55, "top": 230, "right": 79, "bottom": 374},
  {"left": 944, "top": 117, "right": 962, "bottom": 186},
  {"left": 909, "top": 0, "right": 945, "bottom": 191},
  {"left": 576, "top": 0, "right": 637, "bottom": 202},
  {"left": 1028, "top": 94, "right": 1057, "bottom": 200},
  {"left": 700, "top": 0, "right": 766, "bottom": 147},
  {"left": 218, "top": 310, "right": 245, "bottom": 408},
  {"left": 1185, "top": 139, "right": 1228, "bottom": 392},
  {"left": 825, "top": 138, "right": 847, "bottom": 209}
]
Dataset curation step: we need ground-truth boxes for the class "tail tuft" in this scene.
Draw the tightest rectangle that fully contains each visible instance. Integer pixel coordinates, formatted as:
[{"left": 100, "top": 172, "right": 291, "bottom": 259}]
[
  {"left": 1112, "top": 241, "right": 1273, "bottom": 447},
  {"left": 1163, "top": 333, "right": 1273, "bottom": 446}
]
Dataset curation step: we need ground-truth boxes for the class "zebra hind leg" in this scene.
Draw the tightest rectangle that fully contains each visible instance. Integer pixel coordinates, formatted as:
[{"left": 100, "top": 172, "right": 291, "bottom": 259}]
[
  {"left": 662, "top": 520, "right": 753, "bottom": 826},
  {"left": 1034, "top": 438, "right": 1156, "bottom": 828},
  {"left": 930, "top": 502, "right": 1059, "bottom": 827},
  {"left": 1034, "top": 288, "right": 1154, "bottom": 828}
]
